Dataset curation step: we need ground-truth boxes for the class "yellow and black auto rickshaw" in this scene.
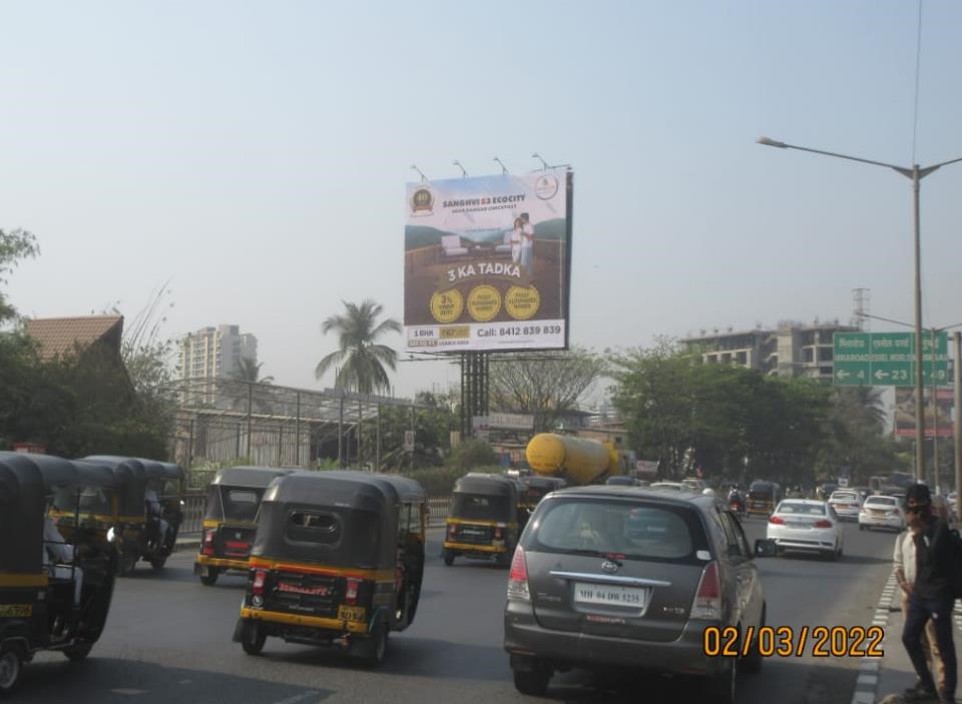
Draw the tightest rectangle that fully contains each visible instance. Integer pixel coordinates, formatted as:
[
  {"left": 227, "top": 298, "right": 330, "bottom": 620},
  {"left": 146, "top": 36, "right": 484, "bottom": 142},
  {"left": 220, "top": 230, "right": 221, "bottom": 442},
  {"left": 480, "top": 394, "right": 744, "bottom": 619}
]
[
  {"left": 443, "top": 473, "right": 521, "bottom": 567},
  {"left": 746, "top": 480, "right": 781, "bottom": 517},
  {"left": 233, "top": 471, "right": 426, "bottom": 666},
  {"left": 0, "top": 452, "right": 119, "bottom": 696},
  {"left": 195, "top": 466, "right": 291, "bottom": 586},
  {"left": 48, "top": 461, "right": 124, "bottom": 546},
  {"left": 82, "top": 455, "right": 185, "bottom": 575},
  {"left": 518, "top": 475, "right": 566, "bottom": 514}
]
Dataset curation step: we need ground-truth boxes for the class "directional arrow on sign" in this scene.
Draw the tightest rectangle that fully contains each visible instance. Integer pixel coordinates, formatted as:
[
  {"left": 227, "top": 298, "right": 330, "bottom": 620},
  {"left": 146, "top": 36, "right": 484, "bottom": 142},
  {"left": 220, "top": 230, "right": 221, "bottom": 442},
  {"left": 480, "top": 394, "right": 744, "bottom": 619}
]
[
  {"left": 837, "top": 369, "right": 850, "bottom": 380},
  {"left": 874, "top": 370, "right": 889, "bottom": 381}
]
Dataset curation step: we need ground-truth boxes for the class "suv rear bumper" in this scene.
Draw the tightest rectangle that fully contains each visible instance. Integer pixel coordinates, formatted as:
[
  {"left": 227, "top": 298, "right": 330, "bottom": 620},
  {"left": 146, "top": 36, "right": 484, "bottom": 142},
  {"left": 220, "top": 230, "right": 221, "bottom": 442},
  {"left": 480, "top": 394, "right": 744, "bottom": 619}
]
[{"left": 503, "top": 601, "right": 727, "bottom": 677}]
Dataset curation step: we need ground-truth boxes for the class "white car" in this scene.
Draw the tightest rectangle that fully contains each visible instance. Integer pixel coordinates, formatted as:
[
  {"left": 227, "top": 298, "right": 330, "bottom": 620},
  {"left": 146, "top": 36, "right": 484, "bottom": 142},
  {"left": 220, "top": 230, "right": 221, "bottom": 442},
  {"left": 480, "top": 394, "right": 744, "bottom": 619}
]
[
  {"left": 766, "top": 499, "right": 844, "bottom": 560},
  {"left": 858, "top": 495, "right": 905, "bottom": 532},
  {"left": 828, "top": 490, "right": 862, "bottom": 521},
  {"left": 650, "top": 481, "right": 686, "bottom": 492}
]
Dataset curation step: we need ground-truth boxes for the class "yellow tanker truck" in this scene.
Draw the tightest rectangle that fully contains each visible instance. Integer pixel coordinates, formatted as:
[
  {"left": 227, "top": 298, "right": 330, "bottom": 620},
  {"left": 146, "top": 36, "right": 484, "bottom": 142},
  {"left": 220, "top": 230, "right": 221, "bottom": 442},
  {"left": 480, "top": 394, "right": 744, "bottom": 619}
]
[{"left": 524, "top": 433, "right": 625, "bottom": 486}]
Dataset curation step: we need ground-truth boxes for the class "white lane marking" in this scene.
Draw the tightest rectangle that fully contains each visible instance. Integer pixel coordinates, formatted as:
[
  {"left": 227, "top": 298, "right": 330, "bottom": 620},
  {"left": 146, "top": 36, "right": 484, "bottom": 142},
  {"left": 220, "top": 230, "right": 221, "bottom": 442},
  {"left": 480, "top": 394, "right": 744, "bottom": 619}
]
[
  {"left": 851, "top": 692, "right": 875, "bottom": 704},
  {"left": 856, "top": 675, "right": 878, "bottom": 686},
  {"left": 111, "top": 690, "right": 148, "bottom": 696},
  {"left": 179, "top": 680, "right": 193, "bottom": 685}
]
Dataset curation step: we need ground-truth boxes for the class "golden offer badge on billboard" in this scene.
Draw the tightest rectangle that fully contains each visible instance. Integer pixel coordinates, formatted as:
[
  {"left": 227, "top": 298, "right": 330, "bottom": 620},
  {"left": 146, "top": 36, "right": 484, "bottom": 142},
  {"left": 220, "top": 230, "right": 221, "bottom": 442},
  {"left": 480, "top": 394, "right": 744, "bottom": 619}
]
[
  {"left": 505, "top": 285, "right": 541, "bottom": 320},
  {"left": 430, "top": 290, "right": 464, "bottom": 323},
  {"left": 467, "top": 285, "right": 501, "bottom": 322}
]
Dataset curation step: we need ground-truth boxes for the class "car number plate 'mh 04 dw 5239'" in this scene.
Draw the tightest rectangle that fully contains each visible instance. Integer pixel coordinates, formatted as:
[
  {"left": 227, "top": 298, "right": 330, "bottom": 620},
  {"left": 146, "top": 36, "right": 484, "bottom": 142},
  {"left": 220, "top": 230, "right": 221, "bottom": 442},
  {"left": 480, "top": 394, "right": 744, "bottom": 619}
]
[{"left": 573, "top": 583, "right": 651, "bottom": 608}]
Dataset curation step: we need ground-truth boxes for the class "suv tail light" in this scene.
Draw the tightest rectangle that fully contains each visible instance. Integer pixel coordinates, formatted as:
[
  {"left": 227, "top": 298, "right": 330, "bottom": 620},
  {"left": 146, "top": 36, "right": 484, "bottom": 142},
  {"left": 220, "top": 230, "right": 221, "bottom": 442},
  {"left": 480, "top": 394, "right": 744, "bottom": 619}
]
[
  {"left": 252, "top": 569, "right": 267, "bottom": 597},
  {"left": 690, "top": 561, "right": 721, "bottom": 620},
  {"left": 202, "top": 529, "right": 215, "bottom": 556},
  {"left": 813, "top": 519, "right": 833, "bottom": 529},
  {"left": 768, "top": 515, "right": 785, "bottom": 525},
  {"left": 344, "top": 577, "right": 362, "bottom": 605},
  {"left": 507, "top": 546, "right": 530, "bottom": 601}
]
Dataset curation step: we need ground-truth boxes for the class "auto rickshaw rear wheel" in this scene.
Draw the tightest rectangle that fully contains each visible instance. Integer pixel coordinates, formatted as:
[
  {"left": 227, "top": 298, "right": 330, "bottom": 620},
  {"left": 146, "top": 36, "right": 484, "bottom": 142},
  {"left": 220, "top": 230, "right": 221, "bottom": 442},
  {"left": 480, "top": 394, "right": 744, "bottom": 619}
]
[
  {"left": 352, "top": 620, "right": 388, "bottom": 667},
  {"left": 0, "top": 642, "right": 25, "bottom": 695},
  {"left": 240, "top": 621, "right": 266, "bottom": 656},
  {"left": 442, "top": 550, "right": 455, "bottom": 566},
  {"left": 200, "top": 568, "right": 219, "bottom": 586},
  {"left": 63, "top": 643, "right": 93, "bottom": 662},
  {"left": 119, "top": 554, "right": 137, "bottom": 577},
  {"left": 149, "top": 557, "right": 167, "bottom": 571}
]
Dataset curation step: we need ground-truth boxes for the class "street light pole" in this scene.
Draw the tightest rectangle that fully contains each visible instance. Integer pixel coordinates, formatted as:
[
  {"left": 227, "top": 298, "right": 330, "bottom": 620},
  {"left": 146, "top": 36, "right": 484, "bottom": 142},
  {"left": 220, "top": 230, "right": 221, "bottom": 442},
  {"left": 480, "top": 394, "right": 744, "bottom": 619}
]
[{"left": 758, "top": 137, "right": 962, "bottom": 482}]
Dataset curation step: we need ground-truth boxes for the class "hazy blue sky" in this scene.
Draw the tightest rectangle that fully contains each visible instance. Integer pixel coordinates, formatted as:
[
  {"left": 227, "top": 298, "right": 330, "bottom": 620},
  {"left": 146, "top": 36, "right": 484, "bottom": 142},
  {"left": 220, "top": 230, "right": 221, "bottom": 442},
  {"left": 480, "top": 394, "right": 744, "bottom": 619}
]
[{"left": 3, "top": 1, "right": 961, "bottom": 399}]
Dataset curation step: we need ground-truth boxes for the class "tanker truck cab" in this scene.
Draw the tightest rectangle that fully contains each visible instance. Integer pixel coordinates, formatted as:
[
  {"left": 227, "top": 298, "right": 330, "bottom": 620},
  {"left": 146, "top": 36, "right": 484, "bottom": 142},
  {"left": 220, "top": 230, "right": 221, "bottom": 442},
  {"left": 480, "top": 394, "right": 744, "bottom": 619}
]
[{"left": 444, "top": 474, "right": 520, "bottom": 568}]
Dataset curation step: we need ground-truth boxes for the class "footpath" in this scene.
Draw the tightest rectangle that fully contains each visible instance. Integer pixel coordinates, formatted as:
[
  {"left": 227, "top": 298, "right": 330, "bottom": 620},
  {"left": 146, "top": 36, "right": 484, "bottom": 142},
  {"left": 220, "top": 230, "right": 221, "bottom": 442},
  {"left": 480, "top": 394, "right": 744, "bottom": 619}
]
[{"left": 853, "top": 572, "right": 962, "bottom": 704}]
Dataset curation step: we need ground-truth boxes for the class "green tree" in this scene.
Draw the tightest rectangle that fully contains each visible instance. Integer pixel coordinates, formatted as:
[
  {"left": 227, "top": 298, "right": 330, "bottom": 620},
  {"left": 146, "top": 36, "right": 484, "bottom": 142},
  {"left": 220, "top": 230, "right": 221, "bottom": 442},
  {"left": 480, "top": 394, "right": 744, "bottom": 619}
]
[
  {"left": 230, "top": 357, "right": 274, "bottom": 385},
  {"left": 314, "top": 300, "right": 400, "bottom": 394},
  {"left": 489, "top": 347, "right": 607, "bottom": 432},
  {"left": 366, "top": 391, "right": 457, "bottom": 470},
  {"left": 0, "top": 228, "right": 39, "bottom": 323}
]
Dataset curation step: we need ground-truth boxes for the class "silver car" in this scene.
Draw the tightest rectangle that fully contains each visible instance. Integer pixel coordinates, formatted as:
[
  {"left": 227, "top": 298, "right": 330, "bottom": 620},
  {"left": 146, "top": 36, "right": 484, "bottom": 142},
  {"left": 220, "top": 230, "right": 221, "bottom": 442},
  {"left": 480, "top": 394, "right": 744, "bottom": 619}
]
[{"left": 504, "top": 486, "right": 767, "bottom": 703}]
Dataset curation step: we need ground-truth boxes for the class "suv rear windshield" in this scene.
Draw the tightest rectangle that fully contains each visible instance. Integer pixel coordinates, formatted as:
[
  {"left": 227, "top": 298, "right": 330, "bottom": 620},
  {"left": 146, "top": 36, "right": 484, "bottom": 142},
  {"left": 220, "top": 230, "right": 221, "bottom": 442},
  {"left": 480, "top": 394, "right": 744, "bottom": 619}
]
[{"left": 523, "top": 498, "right": 709, "bottom": 565}]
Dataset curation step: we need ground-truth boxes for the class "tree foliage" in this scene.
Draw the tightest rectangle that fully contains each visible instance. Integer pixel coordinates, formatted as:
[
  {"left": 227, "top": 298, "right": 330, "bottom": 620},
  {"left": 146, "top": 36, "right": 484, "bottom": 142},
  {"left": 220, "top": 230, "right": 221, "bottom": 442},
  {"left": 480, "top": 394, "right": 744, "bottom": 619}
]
[
  {"left": 315, "top": 300, "right": 401, "bottom": 394},
  {"left": 610, "top": 342, "right": 896, "bottom": 486},
  {"left": 0, "top": 228, "right": 39, "bottom": 323},
  {"left": 489, "top": 347, "right": 607, "bottom": 432}
]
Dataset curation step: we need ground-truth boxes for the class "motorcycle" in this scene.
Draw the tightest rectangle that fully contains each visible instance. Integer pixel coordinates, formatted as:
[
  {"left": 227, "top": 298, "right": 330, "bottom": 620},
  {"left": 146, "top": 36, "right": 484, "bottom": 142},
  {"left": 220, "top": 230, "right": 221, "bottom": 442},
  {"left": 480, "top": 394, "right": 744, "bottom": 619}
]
[{"left": 729, "top": 495, "right": 746, "bottom": 517}]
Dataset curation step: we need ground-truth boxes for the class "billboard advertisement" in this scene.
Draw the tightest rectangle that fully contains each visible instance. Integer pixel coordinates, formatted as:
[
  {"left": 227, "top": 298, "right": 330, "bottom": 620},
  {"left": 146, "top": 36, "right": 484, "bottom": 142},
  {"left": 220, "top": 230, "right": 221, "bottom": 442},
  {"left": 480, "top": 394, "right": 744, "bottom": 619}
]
[
  {"left": 894, "top": 387, "right": 954, "bottom": 438},
  {"left": 404, "top": 169, "right": 572, "bottom": 352}
]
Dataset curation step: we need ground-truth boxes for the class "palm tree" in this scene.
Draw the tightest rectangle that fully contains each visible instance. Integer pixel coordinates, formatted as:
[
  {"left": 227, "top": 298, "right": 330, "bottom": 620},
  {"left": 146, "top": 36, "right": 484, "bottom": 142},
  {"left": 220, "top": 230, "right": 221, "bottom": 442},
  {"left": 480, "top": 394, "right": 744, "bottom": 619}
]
[
  {"left": 229, "top": 358, "right": 274, "bottom": 412},
  {"left": 231, "top": 357, "right": 274, "bottom": 385},
  {"left": 315, "top": 300, "right": 400, "bottom": 394}
]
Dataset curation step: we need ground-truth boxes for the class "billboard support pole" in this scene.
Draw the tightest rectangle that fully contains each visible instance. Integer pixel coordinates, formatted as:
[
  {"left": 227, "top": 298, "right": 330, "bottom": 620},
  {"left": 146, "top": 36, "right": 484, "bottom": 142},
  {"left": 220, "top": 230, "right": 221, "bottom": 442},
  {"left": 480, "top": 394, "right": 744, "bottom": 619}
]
[
  {"left": 932, "top": 329, "right": 940, "bottom": 492},
  {"left": 954, "top": 331, "right": 961, "bottom": 521}
]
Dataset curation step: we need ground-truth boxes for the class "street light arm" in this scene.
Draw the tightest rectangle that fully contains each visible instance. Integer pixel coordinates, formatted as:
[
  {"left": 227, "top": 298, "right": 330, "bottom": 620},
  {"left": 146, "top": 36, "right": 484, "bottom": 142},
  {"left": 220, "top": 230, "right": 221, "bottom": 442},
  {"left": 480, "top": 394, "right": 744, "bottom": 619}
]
[
  {"left": 915, "top": 156, "right": 962, "bottom": 180},
  {"left": 757, "top": 137, "right": 904, "bottom": 171}
]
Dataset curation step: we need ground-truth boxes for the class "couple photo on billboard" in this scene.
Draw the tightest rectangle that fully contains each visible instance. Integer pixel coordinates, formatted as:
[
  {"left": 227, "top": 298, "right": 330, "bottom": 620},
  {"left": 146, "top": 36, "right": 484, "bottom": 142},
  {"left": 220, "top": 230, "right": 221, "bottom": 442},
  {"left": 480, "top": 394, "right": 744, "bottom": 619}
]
[{"left": 403, "top": 169, "right": 572, "bottom": 352}]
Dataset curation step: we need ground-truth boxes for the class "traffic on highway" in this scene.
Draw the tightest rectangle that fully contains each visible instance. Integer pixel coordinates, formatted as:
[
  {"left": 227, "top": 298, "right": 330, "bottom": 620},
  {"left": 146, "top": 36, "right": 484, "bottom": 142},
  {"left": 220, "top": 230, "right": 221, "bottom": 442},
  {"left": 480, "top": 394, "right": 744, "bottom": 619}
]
[{"left": 0, "top": 448, "right": 931, "bottom": 704}]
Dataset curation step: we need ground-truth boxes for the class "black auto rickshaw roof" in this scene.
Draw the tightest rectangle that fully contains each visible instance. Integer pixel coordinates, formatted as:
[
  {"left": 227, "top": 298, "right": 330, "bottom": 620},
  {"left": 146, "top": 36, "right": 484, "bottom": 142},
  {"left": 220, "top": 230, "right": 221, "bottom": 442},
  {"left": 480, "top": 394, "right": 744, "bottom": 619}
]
[
  {"left": 0, "top": 452, "right": 117, "bottom": 574},
  {"left": 521, "top": 476, "right": 567, "bottom": 490},
  {"left": 261, "top": 470, "right": 425, "bottom": 509},
  {"left": 252, "top": 470, "right": 426, "bottom": 569},
  {"left": 210, "top": 466, "right": 294, "bottom": 489},
  {"left": 80, "top": 455, "right": 185, "bottom": 515},
  {"left": 454, "top": 473, "right": 520, "bottom": 497}
]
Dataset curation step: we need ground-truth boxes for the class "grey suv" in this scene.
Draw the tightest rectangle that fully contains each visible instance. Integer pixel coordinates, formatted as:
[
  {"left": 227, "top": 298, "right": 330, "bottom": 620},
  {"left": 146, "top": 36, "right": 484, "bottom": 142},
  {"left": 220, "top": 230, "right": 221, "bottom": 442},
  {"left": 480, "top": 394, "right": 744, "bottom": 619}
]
[{"left": 503, "top": 486, "right": 766, "bottom": 703}]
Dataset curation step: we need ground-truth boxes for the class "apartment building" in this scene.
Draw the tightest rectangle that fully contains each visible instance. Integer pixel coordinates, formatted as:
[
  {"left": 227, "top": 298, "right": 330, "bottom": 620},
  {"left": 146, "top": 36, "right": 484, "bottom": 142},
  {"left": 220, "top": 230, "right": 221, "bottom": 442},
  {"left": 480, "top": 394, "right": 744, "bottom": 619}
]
[
  {"left": 681, "top": 320, "right": 858, "bottom": 382},
  {"left": 177, "top": 325, "right": 258, "bottom": 381}
]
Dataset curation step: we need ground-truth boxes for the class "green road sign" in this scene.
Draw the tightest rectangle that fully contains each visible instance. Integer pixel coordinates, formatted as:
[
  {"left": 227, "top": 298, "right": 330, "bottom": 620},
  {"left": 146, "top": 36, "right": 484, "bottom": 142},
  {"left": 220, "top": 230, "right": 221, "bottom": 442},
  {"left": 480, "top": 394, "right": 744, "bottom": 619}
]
[{"left": 833, "top": 332, "right": 949, "bottom": 387}]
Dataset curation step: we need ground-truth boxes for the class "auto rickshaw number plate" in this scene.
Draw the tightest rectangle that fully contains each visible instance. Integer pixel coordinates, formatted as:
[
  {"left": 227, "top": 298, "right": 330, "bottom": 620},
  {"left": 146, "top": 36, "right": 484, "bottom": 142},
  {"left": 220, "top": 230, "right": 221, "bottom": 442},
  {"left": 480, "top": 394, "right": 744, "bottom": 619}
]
[
  {"left": 337, "top": 605, "right": 366, "bottom": 622},
  {"left": 0, "top": 604, "right": 32, "bottom": 617}
]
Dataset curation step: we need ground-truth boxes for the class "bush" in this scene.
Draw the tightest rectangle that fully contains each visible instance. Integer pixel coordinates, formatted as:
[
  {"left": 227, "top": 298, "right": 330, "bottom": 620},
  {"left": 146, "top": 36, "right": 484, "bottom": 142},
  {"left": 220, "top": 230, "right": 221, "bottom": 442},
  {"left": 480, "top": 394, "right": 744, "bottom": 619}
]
[
  {"left": 401, "top": 464, "right": 504, "bottom": 495},
  {"left": 447, "top": 438, "right": 498, "bottom": 470}
]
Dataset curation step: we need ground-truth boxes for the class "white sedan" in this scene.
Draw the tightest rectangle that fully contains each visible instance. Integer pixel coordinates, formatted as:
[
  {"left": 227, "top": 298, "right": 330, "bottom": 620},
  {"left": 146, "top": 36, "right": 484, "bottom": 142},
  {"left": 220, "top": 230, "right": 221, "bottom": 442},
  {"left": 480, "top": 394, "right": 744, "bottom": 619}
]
[
  {"left": 858, "top": 495, "right": 905, "bottom": 532},
  {"left": 828, "top": 490, "right": 862, "bottom": 521},
  {"left": 766, "top": 499, "right": 844, "bottom": 560}
]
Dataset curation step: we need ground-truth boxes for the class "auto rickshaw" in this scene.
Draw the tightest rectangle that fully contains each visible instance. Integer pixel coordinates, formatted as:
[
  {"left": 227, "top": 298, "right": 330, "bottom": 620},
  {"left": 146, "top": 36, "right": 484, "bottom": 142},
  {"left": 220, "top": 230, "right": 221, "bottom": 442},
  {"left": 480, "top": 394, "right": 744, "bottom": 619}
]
[
  {"left": 195, "top": 466, "right": 292, "bottom": 586},
  {"left": 233, "top": 471, "right": 426, "bottom": 666},
  {"left": 48, "top": 461, "right": 124, "bottom": 546},
  {"left": 0, "top": 452, "right": 119, "bottom": 696},
  {"left": 746, "top": 479, "right": 781, "bottom": 517},
  {"left": 81, "top": 455, "right": 185, "bottom": 575},
  {"left": 443, "top": 473, "right": 521, "bottom": 567},
  {"left": 517, "top": 475, "right": 565, "bottom": 529}
]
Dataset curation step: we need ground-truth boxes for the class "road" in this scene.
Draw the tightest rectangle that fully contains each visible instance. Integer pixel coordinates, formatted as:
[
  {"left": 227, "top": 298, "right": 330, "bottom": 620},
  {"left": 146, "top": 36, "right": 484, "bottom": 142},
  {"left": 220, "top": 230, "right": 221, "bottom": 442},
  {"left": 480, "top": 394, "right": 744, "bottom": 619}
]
[{"left": 17, "top": 518, "right": 896, "bottom": 704}]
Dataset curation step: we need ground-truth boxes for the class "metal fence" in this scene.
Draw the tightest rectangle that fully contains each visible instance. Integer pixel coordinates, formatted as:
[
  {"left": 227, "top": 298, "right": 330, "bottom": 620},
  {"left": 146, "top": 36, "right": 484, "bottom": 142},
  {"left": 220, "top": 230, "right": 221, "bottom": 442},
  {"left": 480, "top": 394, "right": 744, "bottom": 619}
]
[
  {"left": 178, "top": 492, "right": 453, "bottom": 536},
  {"left": 167, "top": 378, "right": 428, "bottom": 470}
]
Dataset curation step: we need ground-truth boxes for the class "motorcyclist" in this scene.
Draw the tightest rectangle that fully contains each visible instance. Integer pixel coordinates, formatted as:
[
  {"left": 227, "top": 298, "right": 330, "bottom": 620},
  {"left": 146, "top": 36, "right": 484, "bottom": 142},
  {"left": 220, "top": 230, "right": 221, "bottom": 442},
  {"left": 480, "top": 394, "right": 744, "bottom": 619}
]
[
  {"left": 728, "top": 486, "right": 744, "bottom": 511},
  {"left": 145, "top": 487, "right": 172, "bottom": 549},
  {"left": 42, "top": 508, "right": 84, "bottom": 608}
]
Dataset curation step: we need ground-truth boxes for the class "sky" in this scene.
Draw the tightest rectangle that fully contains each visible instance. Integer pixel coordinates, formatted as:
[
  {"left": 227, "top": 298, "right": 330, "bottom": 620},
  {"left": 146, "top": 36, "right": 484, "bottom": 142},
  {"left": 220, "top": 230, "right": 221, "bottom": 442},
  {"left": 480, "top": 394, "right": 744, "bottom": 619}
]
[{"left": 3, "top": 0, "right": 961, "bottom": 401}]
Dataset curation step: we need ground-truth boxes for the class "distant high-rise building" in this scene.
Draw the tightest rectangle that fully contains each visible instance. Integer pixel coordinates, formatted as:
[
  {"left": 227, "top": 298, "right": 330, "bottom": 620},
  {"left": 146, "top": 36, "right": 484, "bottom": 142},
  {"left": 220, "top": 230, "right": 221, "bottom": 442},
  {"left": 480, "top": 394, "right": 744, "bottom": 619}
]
[
  {"left": 681, "top": 320, "right": 858, "bottom": 383},
  {"left": 176, "top": 325, "right": 258, "bottom": 405}
]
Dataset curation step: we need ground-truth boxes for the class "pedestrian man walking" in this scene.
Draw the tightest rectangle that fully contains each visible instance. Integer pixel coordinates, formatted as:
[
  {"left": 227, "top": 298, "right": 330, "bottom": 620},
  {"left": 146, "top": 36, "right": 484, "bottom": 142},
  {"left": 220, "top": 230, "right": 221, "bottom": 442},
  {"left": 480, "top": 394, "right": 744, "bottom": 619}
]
[{"left": 900, "top": 484, "right": 958, "bottom": 703}]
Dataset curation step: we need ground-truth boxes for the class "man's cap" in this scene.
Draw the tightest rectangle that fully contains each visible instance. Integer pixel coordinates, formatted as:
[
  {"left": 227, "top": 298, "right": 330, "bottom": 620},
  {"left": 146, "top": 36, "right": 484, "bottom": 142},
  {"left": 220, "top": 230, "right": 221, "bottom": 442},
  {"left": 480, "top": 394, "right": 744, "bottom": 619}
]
[{"left": 906, "top": 483, "right": 932, "bottom": 505}]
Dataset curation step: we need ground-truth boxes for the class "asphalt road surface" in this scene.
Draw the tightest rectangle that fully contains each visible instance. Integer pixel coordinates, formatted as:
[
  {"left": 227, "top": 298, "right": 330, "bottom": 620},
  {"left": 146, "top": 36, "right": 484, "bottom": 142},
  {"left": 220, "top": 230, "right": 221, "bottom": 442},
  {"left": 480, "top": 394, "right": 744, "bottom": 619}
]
[{"left": 16, "top": 519, "right": 897, "bottom": 704}]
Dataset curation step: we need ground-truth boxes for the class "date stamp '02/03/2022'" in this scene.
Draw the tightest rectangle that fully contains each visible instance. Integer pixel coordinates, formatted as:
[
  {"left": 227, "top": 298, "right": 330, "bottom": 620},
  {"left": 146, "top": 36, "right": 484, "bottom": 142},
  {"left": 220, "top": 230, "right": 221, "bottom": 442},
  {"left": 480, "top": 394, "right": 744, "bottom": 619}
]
[{"left": 703, "top": 626, "right": 885, "bottom": 658}]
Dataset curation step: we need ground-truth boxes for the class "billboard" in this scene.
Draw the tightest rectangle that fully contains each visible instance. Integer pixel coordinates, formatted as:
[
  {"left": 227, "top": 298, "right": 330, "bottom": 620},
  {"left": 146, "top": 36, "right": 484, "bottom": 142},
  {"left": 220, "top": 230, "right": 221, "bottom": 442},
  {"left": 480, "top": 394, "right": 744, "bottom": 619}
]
[
  {"left": 404, "top": 169, "right": 572, "bottom": 352},
  {"left": 894, "top": 387, "right": 954, "bottom": 438}
]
